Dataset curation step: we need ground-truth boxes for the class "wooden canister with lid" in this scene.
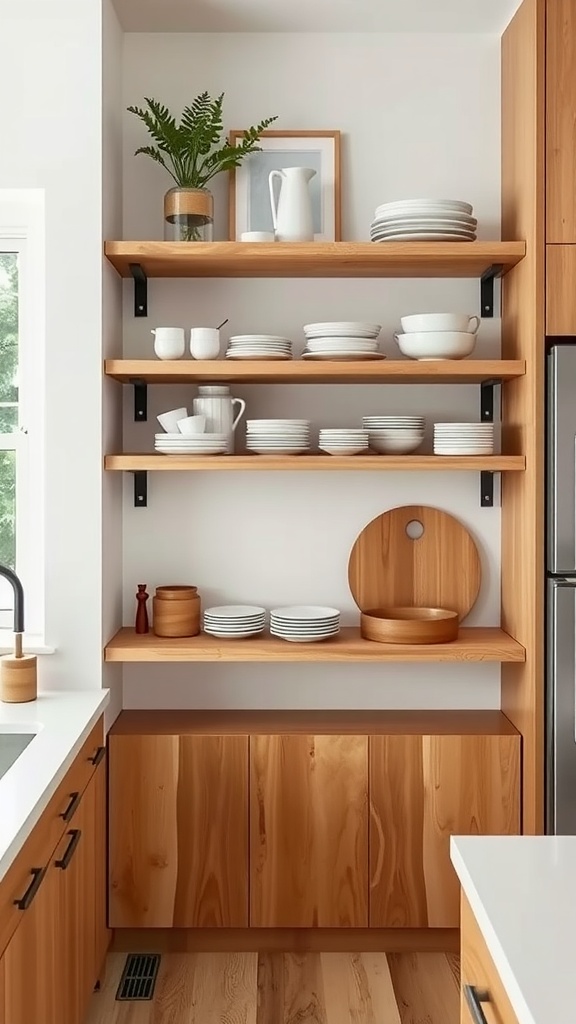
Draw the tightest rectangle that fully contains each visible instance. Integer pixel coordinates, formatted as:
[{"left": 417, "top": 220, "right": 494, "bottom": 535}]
[{"left": 152, "top": 586, "right": 201, "bottom": 638}]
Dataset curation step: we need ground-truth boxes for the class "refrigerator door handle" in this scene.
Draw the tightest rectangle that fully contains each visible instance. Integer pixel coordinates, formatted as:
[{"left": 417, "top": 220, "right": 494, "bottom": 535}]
[{"left": 547, "top": 579, "right": 576, "bottom": 834}]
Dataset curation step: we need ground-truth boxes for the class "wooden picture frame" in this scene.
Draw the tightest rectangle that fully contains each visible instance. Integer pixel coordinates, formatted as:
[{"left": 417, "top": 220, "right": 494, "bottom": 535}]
[{"left": 228, "top": 130, "right": 341, "bottom": 242}]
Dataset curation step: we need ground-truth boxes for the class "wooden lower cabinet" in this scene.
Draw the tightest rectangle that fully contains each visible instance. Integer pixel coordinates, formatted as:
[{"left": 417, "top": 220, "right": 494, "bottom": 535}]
[
  {"left": 109, "top": 733, "right": 249, "bottom": 927},
  {"left": 250, "top": 734, "right": 369, "bottom": 927},
  {"left": 546, "top": 245, "right": 576, "bottom": 334},
  {"left": 461, "top": 894, "right": 519, "bottom": 1024},
  {"left": 370, "top": 734, "right": 521, "bottom": 928}
]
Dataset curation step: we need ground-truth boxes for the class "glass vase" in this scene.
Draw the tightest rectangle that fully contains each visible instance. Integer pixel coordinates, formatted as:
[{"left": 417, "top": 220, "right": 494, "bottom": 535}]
[{"left": 164, "top": 187, "right": 214, "bottom": 242}]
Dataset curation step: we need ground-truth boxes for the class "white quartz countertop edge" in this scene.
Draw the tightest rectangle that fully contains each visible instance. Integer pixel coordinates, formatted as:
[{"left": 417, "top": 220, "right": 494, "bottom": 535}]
[{"left": 0, "top": 690, "right": 109, "bottom": 882}]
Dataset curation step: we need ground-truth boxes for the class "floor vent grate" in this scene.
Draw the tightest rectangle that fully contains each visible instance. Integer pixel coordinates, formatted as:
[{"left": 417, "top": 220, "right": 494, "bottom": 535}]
[{"left": 115, "top": 953, "right": 161, "bottom": 1001}]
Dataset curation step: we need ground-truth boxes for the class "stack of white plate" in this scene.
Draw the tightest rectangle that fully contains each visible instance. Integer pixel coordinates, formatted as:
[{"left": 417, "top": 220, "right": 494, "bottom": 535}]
[
  {"left": 318, "top": 428, "right": 369, "bottom": 456},
  {"left": 362, "top": 416, "right": 425, "bottom": 454},
  {"left": 226, "top": 335, "right": 292, "bottom": 360},
  {"left": 246, "top": 419, "right": 311, "bottom": 456},
  {"left": 203, "top": 605, "right": 266, "bottom": 639},
  {"left": 434, "top": 423, "right": 494, "bottom": 455},
  {"left": 270, "top": 606, "right": 341, "bottom": 643},
  {"left": 302, "top": 321, "right": 384, "bottom": 361},
  {"left": 370, "top": 200, "right": 477, "bottom": 242},
  {"left": 155, "top": 432, "right": 228, "bottom": 455}
]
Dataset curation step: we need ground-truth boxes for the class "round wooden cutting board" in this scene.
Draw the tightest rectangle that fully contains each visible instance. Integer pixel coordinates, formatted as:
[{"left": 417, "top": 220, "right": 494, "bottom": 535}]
[{"left": 348, "top": 504, "right": 481, "bottom": 620}]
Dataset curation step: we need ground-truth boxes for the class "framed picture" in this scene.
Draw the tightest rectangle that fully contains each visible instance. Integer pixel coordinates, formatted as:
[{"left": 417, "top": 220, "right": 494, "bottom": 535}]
[{"left": 228, "top": 130, "right": 341, "bottom": 242}]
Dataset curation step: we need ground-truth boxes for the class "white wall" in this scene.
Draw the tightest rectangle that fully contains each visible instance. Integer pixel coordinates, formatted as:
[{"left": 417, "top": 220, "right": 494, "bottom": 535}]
[{"left": 121, "top": 31, "right": 503, "bottom": 710}]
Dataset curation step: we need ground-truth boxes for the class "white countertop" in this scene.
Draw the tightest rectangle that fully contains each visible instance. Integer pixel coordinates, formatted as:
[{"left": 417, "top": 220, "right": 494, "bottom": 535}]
[
  {"left": 451, "top": 835, "right": 576, "bottom": 1024},
  {"left": 0, "top": 690, "right": 109, "bottom": 881}
]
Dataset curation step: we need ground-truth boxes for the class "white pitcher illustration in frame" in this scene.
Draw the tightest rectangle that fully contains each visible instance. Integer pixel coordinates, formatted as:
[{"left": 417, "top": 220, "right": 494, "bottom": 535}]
[{"left": 268, "top": 167, "right": 316, "bottom": 242}]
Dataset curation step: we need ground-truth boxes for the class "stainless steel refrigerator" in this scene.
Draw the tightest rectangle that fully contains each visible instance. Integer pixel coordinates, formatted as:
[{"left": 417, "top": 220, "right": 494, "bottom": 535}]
[{"left": 547, "top": 342, "right": 576, "bottom": 833}]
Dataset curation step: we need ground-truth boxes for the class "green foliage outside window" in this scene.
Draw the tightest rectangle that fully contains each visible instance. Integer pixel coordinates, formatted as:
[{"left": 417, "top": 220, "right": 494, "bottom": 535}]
[{"left": 0, "top": 253, "right": 17, "bottom": 569}]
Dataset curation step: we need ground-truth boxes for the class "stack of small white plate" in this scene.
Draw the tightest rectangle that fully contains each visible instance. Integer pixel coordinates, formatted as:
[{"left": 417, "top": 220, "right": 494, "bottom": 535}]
[
  {"left": 370, "top": 200, "right": 477, "bottom": 242},
  {"left": 433, "top": 423, "right": 494, "bottom": 455},
  {"left": 318, "top": 428, "right": 369, "bottom": 456},
  {"left": 362, "top": 416, "right": 425, "bottom": 454},
  {"left": 226, "top": 335, "right": 292, "bottom": 360},
  {"left": 246, "top": 419, "right": 311, "bottom": 456},
  {"left": 203, "top": 605, "right": 266, "bottom": 639},
  {"left": 302, "top": 321, "right": 383, "bottom": 361},
  {"left": 270, "top": 606, "right": 341, "bottom": 643},
  {"left": 155, "top": 432, "right": 228, "bottom": 455}
]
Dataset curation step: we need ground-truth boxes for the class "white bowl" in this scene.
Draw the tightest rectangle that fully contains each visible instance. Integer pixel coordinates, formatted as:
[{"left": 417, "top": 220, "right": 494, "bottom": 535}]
[
  {"left": 319, "top": 445, "right": 369, "bottom": 456},
  {"left": 400, "top": 313, "right": 480, "bottom": 334},
  {"left": 395, "top": 331, "right": 477, "bottom": 360},
  {"left": 370, "top": 436, "right": 424, "bottom": 454}
]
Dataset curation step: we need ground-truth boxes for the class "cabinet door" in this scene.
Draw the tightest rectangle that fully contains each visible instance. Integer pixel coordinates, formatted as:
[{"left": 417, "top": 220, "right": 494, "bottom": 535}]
[
  {"left": 546, "top": 245, "right": 576, "bottom": 334},
  {"left": 461, "top": 894, "right": 520, "bottom": 1024},
  {"left": 2, "top": 856, "right": 59, "bottom": 1024},
  {"left": 547, "top": 0, "right": 576, "bottom": 242},
  {"left": 370, "top": 735, "right": 520, "bottom": 928},
  {"left": 250, "top": 734, "right": 368, "bottom": 927},
  {"left": 109, "top": 733, "right": 248, "bottom": 927}
]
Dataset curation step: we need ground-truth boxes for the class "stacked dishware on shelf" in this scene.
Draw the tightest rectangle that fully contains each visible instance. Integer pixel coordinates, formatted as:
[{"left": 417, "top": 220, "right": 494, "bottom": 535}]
[
  {"left": 301, "top": 322, "right": 384, "bottom": 361},
  {"left": 433, "top": 423, "right": 494, "bottom": 455},
  {"left": 154, "top": 432, "right": 229, "bottom": 455},
  {"left": 370, "top": 199, "right": 477, "bottom": 242},
  {"left": 362, "top": 416, "right": 425, "bottom": 454},
  {"left": 246, "top": 419, "right": 311, "bottom": 455},
  {"left": 225, "top": 335, "right": 293, "bottom": 360},
  {"left": 394, "top": 312, "right": 480, "bottom": 361},
  {"left": 203, "top": 605, "right": 266, "bottom": 639},
  {"left": 270, "top": 606, "right": 341, "bottom": 643},
  {"left": 318, "top": 428, "right": 370, "bottom": 456}
]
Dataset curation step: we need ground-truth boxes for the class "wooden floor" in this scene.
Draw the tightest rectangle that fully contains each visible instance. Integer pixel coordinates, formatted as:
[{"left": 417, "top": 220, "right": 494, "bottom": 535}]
[{"left": 85, "top": 951, "right": 460, "bottom": 1024}]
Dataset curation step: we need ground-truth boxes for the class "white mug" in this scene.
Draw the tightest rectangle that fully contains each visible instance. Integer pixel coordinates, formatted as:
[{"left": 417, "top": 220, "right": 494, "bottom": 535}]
[
  {"left": 190, "top": 328, "right": 220, "bottom": 360},
  {"left": 151, "top": 327, "right": 185, "bottom": 360},
  {"left": 240, "top": 231, "right": 275, "bottom": 242},
  {"left": 157, "top": 407, "right": 188, "bottom": 433},
  {"left": 177, "top": 415, "right": 206, "bottom": 436}
]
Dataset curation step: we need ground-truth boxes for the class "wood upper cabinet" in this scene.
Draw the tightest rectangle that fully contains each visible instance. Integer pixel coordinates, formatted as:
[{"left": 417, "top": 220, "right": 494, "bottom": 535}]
[
  {"left": 369, "top": 734, "right": 520, "bottom": 928},
  {"left": 546, "top": 245, "right": 576, "bottom": 334},
  {"left": 546, "top": 0, "right": 576, "bottom": 242},
  {"left": 250, "top": 734, "right": 369, "bottom": 927},
  {"left": 109, "top": 733, "right": 249, "bottom": 927}
]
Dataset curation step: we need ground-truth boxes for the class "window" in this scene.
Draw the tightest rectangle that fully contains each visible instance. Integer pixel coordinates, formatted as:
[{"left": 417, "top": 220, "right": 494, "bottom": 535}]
[{"left": 0, "top": 192, "right": 44, "bottom": 637}]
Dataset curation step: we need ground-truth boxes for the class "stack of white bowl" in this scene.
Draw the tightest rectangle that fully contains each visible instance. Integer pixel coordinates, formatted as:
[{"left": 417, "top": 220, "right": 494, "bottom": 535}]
[
  {"left": 226, "top": 335, "right": 292, "bottom": 360},
  {"left": 370, "top": 199, "right": 477, "bottom": 242},
  {"left": 246, "top": 419, "right": 311, "bottom": 456},
  {"left": 203, "top": 605, "right": 266, "bottom": 639},
  {"left": 270, "top": 606, "right": 340, "bottom": 643},
  {"left": 318, "top": 428, "right": 369, "bottom": 456},
  {"left": 155, "top": 432, "right": 228, "bottom": 455},
  {"left": 302, "top": 322, "right": 383, "bottom": 361},
  {"left": 394, "top": 312, "right": 480, "bottom": 361},
  {"left": 362, "top": 416, "right": 425, "bottom": 454},
  {"left": 434, "top": 423, "right": 494, "bottom": 455}
]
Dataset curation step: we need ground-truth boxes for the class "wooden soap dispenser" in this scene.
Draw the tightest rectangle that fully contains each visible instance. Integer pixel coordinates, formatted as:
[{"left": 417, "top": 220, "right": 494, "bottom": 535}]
[{"left": 0, "top": 565, "right": 37, "bottom": 703}]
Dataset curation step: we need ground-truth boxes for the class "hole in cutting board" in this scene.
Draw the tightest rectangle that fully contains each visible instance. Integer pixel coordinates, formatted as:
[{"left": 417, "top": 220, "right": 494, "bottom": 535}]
[{"left": 405, "top": 519, "right": 425, "bottom": 540}]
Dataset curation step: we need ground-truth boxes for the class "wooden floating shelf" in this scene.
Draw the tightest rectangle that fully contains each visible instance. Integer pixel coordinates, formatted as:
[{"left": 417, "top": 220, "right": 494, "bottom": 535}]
[
  {"left": 105, "top": 454, "right": 526, "bottom": 472},
  {"left": 105, "top": 359, "right": 526, "bottom": 386},
  {"left": 105, "top": 627, "right": 525, "bottom": 664},
  {"left": 104, "top": 241, "right": 526, "bottom": 280}
]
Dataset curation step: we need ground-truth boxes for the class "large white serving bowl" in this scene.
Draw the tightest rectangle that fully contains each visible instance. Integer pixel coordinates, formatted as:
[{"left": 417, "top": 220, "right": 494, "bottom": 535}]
[
  {"left": 400, "top": 313, "right": 480, "bottom": 334},
  {"left": 395, "top": 331, "right": 477, "bottom": 360},
  {"left": 369, "top": 435, "right": 424, "bottom": 454}
]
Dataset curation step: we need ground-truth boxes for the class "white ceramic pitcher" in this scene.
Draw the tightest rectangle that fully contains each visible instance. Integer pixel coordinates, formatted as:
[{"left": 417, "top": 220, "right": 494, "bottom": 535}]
[
  {"left": 192, "top": 385, "right": 246, "bottom": 453},
  {"left": 268, "top": 167, "right": 316, "bottom": 242}
]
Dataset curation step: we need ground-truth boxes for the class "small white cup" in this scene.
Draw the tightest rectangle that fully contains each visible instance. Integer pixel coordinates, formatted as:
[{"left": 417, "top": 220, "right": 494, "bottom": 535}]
[
  {"left": 177, "top": 415, "right": 206, "bottom": 436},
  {"left": 240, "top": 231, "right": 275, "bottom": 242},
  {"left": 190, "top": 327, "right": 220, "bottom": 360},
  {"left": 151, "top": 327, "right": 185, "bottom": 360},
  {"left": 157, "top": 407, "right": 188, "bottom": 433}
]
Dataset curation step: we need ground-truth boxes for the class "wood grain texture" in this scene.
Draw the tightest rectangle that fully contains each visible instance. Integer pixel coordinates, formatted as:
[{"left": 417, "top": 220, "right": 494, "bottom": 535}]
[
  {"left": 321, "top": 952, "right": 402, "bottom": 1024},
  {"left": 501, "top": 0, "right": 545, "bottom": 834},
  {"left": 91, "top": 758, "right": 110, "bottom": 981},
  {"left": 104, "top": 627, "right": 526, "bottom": 664},
  {"left": 111, "top": 927, "right": 460, "bottom": 954},
  {"left": 105, "top": 453, "right": 526, "bottom": 473},
  {"left": 461, "top": 895, "right": 520, "bottom": 1024},
  {"left": 546, "top": 0, "right": 576, "bottom": 242},
  {"left": 546, "top": 244, "right": 576, "bottom": 334},
  {"left": 389, "top": 952, "right": 460, "bottom": 1024},
  {"left": 104, "top": 358, "right": 526, "bottom": 385},
  {"left": 369, "top": 735, "right": 521, "bottom": 927},
  {"left": 104, "top": 240, "right": 525, "bottom": 279},
  {"left": 109, "top": 734, "right": 248, "bottom": 927},
  {"left": 250, "top": 735, "right": 368, "bottom": 927}
]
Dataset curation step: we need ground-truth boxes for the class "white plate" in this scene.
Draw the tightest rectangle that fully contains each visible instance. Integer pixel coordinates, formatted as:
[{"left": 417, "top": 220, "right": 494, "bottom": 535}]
[
  {"left": 306, "top": 341, "right": 379, "bottom": 352},
  {"left": 205, "top": 605, "right": 266, "bottom": 617},
  {"left": 303, "top": 321, "right": 381, "bottom": 333},
  {"left": 154, "top": 433, "right": 227, "bottom": 440},
  {"left": 271, "top": 605, "right": 340, "bottom": 620},
  {"left": 372, "top": 216, "right": 477, "bottom": 231},
  {"left": 247, "top": 448, "right": 310, "bottom": 456},
  {"left": 271, "top": 633, "right": 340, "bottom": 643},
  {"left": 229, "top": 335, "right": 292, "bottom": 342},
  {"left": 375, "top": 199, "right": 473, "bottom": 215},
  {"left": 248, "top": 419, "right": 310, "bottom": 426},
  {"left": 156, "top": 448, "right": 227, "bottom": 455},
  {"left": 226, "top": 354, "right": 292, "bottom": 361},
  {"left": 204, "top": 629, "right": 265, "bottom": 639},
  {"left": 302, "top": 352, "right": 386, "bottom": 361},
  {"left": 373, "top": 233, "right": 476, "bottom": 243},
  {"left": 374, "top": 211, "right": 477, "bottom": 227},
  {"left": 319, "top": 447, "right": 369, "bottom": 456}
]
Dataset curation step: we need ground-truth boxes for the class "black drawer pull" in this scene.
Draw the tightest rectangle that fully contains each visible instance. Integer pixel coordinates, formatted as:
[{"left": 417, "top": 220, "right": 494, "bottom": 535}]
[
  {"left": 465, "top": 985, "right": 492, "bottom": 1024},
  {"left": 89, "top": 746, "right": 105, "bottom": 767},
  {"left": 60, "top": 791, "right": 81, "bottom": 822},
  {"left": 55, "top": 829, "right": 81, "bottom": 870},
  {"left": 14, "top": 867, "right": 46, "bottom": 910}
]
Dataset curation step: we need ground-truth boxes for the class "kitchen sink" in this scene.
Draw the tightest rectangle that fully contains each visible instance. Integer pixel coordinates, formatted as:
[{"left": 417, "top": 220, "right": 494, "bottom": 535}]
[{"left": 0, "top": 730, "right": 36, "bottom": 781}]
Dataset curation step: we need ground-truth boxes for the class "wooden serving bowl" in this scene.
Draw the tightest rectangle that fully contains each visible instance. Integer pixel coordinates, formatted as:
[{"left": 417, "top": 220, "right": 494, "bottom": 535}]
[{"left": 360, "top": 607, "right": 459, "bottom": 644}]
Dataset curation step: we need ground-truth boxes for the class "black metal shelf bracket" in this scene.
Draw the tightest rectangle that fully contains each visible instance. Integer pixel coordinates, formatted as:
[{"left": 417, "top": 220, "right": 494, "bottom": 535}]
[
  {"left": 480, "top": 379, "right": 499, "bottom": 422},
  {"left": 129, "top": 263, "right": 148, "bottom": 317},
  {"left": 480, "top": 471, "right": 494, "bottom": 508},
  {"left": 130, "top": 379, "right": 147, "bottom": 422},
  {"left": 480, "top": 264, "right": 504, "bottom": 318},
  {"left": 133, "top": 471, "right": 147, "bottom": 508}
]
